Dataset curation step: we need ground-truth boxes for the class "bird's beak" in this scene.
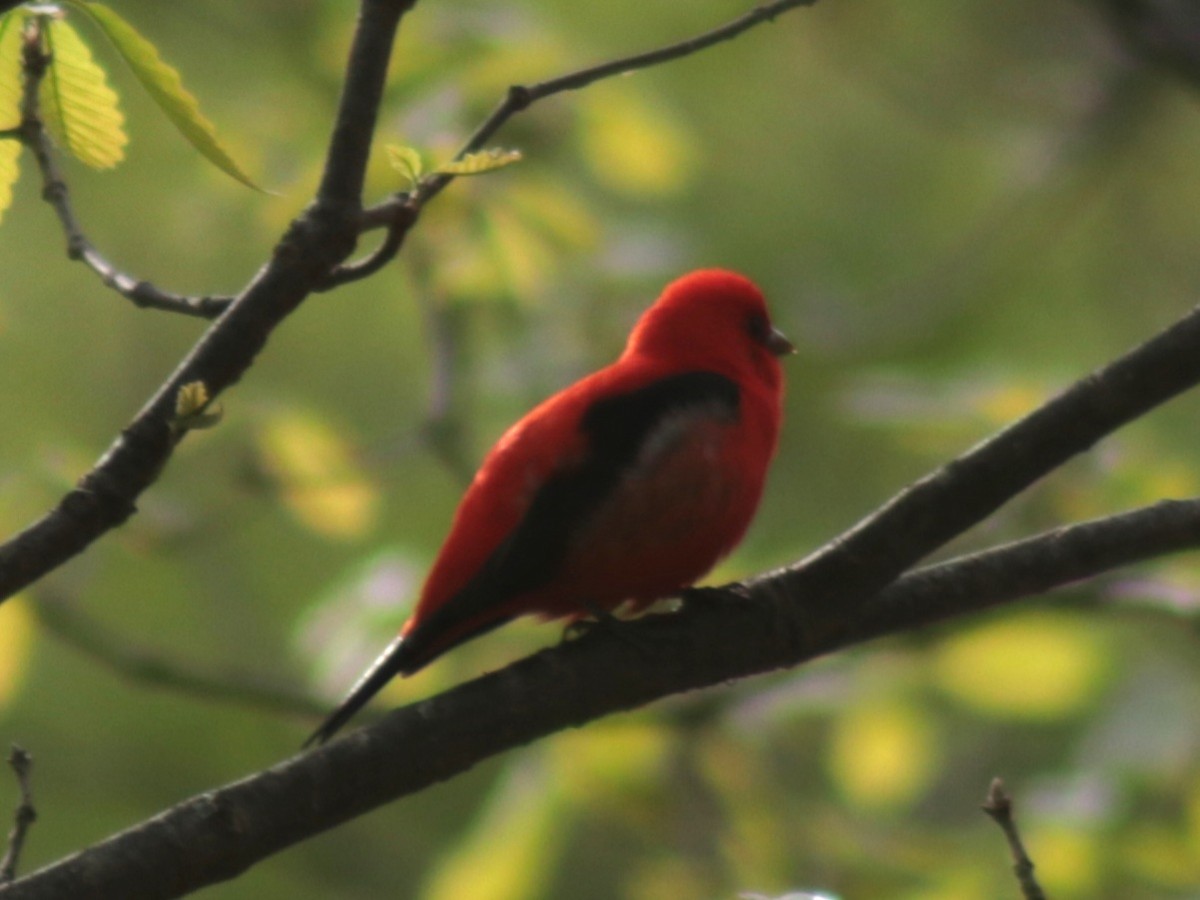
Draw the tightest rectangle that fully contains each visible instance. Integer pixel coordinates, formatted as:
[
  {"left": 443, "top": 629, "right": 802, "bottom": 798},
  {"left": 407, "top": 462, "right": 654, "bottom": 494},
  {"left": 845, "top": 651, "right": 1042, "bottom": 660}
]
[{"left": 766, "top": 326, "right": 796, "bottom": 357}]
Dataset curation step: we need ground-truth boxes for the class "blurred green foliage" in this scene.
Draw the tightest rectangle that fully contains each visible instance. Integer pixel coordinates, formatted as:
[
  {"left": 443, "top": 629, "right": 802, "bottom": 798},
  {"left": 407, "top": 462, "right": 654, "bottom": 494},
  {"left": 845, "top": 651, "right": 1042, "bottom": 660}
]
[{"left": 1, "top": 1, "right": 1199, "bottom": 898}]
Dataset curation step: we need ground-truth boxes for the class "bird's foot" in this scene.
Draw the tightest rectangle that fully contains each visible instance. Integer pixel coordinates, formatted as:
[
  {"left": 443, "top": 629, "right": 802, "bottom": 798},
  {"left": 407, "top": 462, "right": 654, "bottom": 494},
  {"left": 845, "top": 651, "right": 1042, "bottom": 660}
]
[
  {"left": 680, "top": 583, "right": 754, "bottom": 607},
  {"left": 560, "top": 603, "right": 655, "bottom": 655}
]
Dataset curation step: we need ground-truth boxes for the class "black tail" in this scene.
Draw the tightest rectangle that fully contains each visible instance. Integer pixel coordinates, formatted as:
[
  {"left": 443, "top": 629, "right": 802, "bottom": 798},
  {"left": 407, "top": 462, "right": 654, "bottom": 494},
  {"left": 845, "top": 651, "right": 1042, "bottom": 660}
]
[
  {"left": 303, "top": 636, "right": 413, "bottom": 747},
  {"left": 303, "top": 609, "right": 517, "bottom": 747}
]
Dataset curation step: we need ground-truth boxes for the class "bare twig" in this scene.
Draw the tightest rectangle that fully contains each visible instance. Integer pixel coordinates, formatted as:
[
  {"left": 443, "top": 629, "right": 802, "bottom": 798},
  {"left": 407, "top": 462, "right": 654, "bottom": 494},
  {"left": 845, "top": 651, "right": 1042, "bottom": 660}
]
[
  {"left": 0, "top": 747, "right": 36, "bottom": 885},
  {"left": 322, "top": 0, "right": 818, "bottom": 287},
  {"left": 14, "top": 18, "right": 232, "bottom": 319},
  {"left": 982, "top": 779, "right": 1047, "bottom": 900},
  {"left": 36, "top": 596, "right": 331, "bottom": 720}
]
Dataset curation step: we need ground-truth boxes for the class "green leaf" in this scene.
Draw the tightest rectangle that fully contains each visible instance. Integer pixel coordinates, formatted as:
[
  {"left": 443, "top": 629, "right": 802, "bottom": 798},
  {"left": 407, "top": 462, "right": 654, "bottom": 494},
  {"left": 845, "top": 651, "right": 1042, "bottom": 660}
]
[
  {"left": 0, "top": 12, "right": 22, "bottom": 225},
  {"left": 0, "top": 135, "right": 19, "bottom": 225},
  {"left": 385, "top": 143, "right": 423, "bottom": 188},
  {"left": 65, "top": 1, "right": 260, "bottom": 189},
  {"left": 39, "top": 17, "right": 126, "bottom": 169},
  {"left": 435, "top": 147, "right": 522, "bottom": 177},
  {"left": 0, "top": 10, "right": 24, "bottom": 130},
  {"left": 171, "top": 380, "right": 223, "bottom": 433}
]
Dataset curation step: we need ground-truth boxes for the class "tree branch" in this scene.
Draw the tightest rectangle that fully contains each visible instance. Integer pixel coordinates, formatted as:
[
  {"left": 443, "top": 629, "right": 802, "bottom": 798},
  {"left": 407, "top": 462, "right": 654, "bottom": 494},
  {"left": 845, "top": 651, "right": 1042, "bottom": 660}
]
[
  {"left": 983, "top": 778, "right": 1047, "bottom": 900},
  {"left": 0, "top": 0, "right": 418, "bottom": 606},
  {"left": 4, "top": 492, "right": 1199, "bottom": 898},
  {"left": 322, "top": 0, "right": 818, "bottom": 287},
  {"left": 758, "top": 297, "right": 1200, "bottom": 647},
  {"left": 13, "top": 18, "right": 232, "bottom": 319},
  {"left": 35, "top": 596, "right": 331, "bottom": 720},
  {"left": 0, "top": 747, "right": 36, "bottom": 885}
]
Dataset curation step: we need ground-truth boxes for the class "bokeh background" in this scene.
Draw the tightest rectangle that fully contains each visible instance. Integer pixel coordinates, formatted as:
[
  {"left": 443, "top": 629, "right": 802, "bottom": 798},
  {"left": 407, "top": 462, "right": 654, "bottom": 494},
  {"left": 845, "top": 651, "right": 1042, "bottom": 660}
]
[{"left": 2, "top": 1, "right": 1200, "bottom": 897}]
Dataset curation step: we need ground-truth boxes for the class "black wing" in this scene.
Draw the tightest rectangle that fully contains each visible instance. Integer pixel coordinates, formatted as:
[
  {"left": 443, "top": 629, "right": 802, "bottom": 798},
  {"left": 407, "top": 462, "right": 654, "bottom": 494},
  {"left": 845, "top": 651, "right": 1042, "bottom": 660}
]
[
  {"left": 401, "top": 370, "right": 741, "bottom": 661},
  {"left": 304, "top": 370, "right": 739, "bottom": 745}
]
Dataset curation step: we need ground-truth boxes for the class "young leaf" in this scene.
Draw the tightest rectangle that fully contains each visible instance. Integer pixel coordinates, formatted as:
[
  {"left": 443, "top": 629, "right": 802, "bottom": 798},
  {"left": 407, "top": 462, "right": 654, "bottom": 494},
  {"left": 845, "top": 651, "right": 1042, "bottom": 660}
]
[
  {"left": 64, "top": 1, "right": 261, "bottom": 190},
  {"left": 0, "top": 10, "right": 23, "bottom": 130},
  {"left": 172, "top": 380, "right": 223, "bottom": 432},
  {"left": 0, "top": 12, "right": 21, "bottom": 225},
  {"left": 385, "top": 143, "right": 424, "bottom": 188},
  {"left": 435, "top": 147, "right": 522, "bottom": 177},
  {"left": 0, "top": 136, "right": 19, "bottom": 224},
  {"left": 40, "top": 17, "right": 126, "bottom": 169}
]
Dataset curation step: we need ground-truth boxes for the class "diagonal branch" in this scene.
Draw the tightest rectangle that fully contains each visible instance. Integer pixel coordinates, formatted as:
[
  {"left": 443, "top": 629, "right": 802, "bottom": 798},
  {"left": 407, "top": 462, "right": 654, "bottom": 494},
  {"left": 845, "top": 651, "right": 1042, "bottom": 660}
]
[
  {"left": 14, "top": 18, "right": 232, "bottom": 319},
  {"left": 757, "top": 297, "right": 1200, "bottom": 644},
  {"left": 0, "top": 0, "right": 418, "bottom": 606},
  {"left": 5, "top": 494, "right": 1200, "bottom": 899},
  {"left": 322, "top": 0, "right": 818, "bottom": 288}
]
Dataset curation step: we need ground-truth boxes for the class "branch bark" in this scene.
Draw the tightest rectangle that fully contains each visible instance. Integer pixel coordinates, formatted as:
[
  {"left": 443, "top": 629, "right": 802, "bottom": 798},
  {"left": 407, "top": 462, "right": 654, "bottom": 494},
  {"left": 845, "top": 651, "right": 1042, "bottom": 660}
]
[
  {"left": 0, "top": 0, "right": 418, "bottom": 604},
  {"left": 2, "top": 1, "right": 1199, "bottom": 897},
  {"left": 0, "top": 0, "right": 817, "bottom": 606},
  {"left": 4, "top": 491, "right": 1199, "bottom": 899},
  {"left": 323, "top": 0, "right": 819, "bottom": 287}
]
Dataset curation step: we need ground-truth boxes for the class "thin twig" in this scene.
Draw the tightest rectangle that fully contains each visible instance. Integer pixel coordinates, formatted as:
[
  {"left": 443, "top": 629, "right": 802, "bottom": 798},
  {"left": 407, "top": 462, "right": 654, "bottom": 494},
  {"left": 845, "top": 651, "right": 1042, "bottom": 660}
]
[
  {"left": 36, "top": 596, "right": 331, "bottom": 720},
  {"left": 0, "top": 747, "right": 36, "bottom": 885},
  {"left": 322, "top": 0, "right": 817, "bottom": 287},
  {"left": 982, "top": 778, "right": 1047, "bottom": 900},
  {"left": 15, "top": 18, "right": 232, "bottom": 319}
]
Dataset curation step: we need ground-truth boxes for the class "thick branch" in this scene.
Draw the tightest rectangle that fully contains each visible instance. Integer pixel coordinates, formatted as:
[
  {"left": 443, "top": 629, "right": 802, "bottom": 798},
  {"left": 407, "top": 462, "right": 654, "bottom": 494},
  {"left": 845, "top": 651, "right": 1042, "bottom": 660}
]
[
  {"left": 758, "top": 299, "right": 1200, "bottom": 647},
  {"left": 4, "top": 495, "right": 1199, "bottom": 899},
  {"left": 0, "top": 0, "right": 417, "bottom": 605}
]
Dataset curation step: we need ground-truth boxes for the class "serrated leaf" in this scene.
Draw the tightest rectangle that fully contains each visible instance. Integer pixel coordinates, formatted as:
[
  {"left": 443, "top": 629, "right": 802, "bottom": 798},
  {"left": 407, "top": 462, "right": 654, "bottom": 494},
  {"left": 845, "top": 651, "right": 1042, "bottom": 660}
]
[
  {"left": 436, "top": 147, "right": 522, "bottom": 177},
  {"left": 0, "top": 10, "right": 24, "bottom": 130},
  {"left": 65, "top": 1, "right": 260, "bottom": 189},
  {"left": 385, "top": 143, "right": 423, "bottom": 188},
  {"left": 39, "top": 17, "right": 125, "bottom": 169}
]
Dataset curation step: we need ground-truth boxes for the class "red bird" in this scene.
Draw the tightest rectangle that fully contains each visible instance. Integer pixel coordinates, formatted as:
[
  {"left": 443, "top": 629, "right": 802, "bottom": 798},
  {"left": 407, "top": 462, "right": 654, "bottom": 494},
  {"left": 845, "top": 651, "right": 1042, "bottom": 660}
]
[{"left": 307, "top": 269, "right": 792, "bottom": 745}]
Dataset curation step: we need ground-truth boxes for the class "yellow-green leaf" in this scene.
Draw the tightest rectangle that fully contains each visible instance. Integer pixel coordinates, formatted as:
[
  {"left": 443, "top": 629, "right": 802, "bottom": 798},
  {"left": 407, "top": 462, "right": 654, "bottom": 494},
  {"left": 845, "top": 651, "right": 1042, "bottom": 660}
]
[
  {"left": 40, "top": 17, "right": 126, "bottom": 169},
  {"left": 0, "top": 12, "right": 20, "bottom": 224},
  {"left": 174, "top": 380, "right": 209, "bottom": 418},
  {"left": 385, "top": 143, "right": 424, "bottom": 188},
  {"left": 933, "top": 612, "right": 1111, "bottom": 718},
  {"left": 0, "top": 10, "right": 24, "bottom": 130},
  {"left": 423, "top": 758, "right": 565, "bottom": 900},
  {"left": 255, "top": 408, "right": 380, "bottom": 541},
  {"left": 172, "top": 379, "right": 223, "bottom": 431},
  {"left": 827, "top": 700, "right": 939, "bottom": 811},
  {"left": 65, "top": 1, "right": 260, "bottom": 189},
  {"left": 436, "top": 147, "right": 522, "bottom": 177},
  {"left": 0, "top": 134, "right": 21, "bottom": 225},
  {"left": 0, "top": 595, "right": 35, "bottom": 709},
  {"left": 578, "top": 84, "right": 695, "bottom": 196}
]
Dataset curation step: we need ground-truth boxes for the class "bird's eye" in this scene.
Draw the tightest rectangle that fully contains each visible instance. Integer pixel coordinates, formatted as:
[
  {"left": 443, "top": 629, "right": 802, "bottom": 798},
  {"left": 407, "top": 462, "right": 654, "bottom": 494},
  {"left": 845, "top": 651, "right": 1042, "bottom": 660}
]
[{"left": 745, "top": 312, "right": 770, "bottom": 344}]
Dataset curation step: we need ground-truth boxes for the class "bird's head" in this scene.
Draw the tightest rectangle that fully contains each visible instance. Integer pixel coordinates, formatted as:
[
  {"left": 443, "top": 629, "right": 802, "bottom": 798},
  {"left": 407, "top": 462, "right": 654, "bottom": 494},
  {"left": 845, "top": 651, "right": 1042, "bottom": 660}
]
[{"left": 624, "top": 269, "right": 794, "bottom": 390}]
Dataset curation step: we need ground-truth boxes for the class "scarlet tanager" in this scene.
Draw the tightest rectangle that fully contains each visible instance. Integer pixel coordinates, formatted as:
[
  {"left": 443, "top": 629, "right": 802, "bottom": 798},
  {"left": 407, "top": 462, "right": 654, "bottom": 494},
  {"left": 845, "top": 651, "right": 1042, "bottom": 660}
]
[{"left": 306, "top": 269, "right": 792, "bottom": 745}]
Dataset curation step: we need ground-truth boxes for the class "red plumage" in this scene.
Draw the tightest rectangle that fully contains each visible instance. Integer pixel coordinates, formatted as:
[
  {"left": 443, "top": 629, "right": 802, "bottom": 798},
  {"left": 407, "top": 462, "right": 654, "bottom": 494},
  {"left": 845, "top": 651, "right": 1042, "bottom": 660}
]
[{"left": 306, "top": 269, "right": 791, "bottom": 745}]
